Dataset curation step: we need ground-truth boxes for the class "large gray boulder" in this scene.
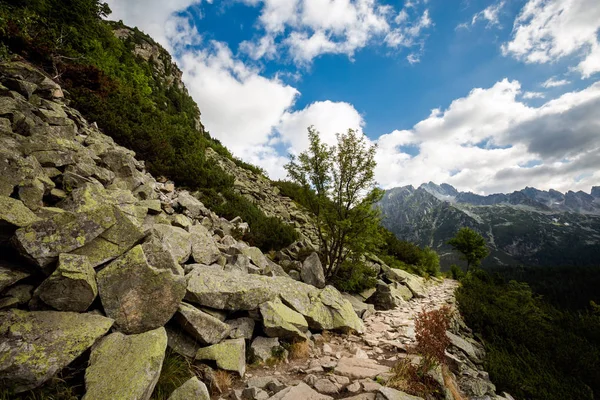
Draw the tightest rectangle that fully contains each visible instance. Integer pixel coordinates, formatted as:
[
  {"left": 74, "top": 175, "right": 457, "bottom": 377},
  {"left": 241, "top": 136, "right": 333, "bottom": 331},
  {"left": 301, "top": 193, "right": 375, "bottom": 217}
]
[
  {"left": 168, "top": 377, "right": 210, "bottom": 400},
  {"left": 34, "top": 253, "right": 97, "bottom": 312},
  {"left": 0, "top": 196, "right": 40, "bottom": 240},
  {"left": 251, "top": 336, "right": 283, "bottom": 363},
  {"left": 151, "top": 224, "right": 192, "bottom": 264},
  {"left": 97, "top": 245, "right": 186, "bottom": 334},
  {"left": 301, "top": 252, "right": 325, "bottom": 288},
  {"left": 194, "top": 338, "right": 246, "bottom": 376},
  {"left": 367, "top": 281, "right": 409, "bottom": 311},
  {"left": 189, "top": 224, "right": 221, "bottom": 265},
  {"left": 13, "top": 205, "right": 117, "bottom": 267},
  {"left": 186, "top": 268, "right": 363, "bottom": 333},
  {"left": 83, "top": 327, "right": 167, "bottom": 400},
  {"left": 175, "top": 302, "right": 231, "bottom": 344},
  {"left": 260, "top": 299, "right": 308, "bottom": 340},
  {"left": 381, "top": 265, "right": 426, "bottom": 298},
  {"left": 227, "top": 317, "right": 255, "bottom": 340},
  {"left": 176, "top": 191, "right": 207, "bottom": 219},
  {"left": 166, "top": 326, "right": 203, "bottom": 359},
  {"left": 0, "top": 309, "right": 113, "bottom": 393},
  {"left": 140, "top": 234, "right": 184, "bottom": 275}
]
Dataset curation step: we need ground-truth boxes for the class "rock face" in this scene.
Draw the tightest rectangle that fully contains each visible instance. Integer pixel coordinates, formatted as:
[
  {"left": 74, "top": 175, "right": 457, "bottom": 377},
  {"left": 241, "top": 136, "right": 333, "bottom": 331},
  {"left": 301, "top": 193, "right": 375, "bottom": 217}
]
[
  {"left": 174, "top": 302, "right": 231, "bottom": 344},
  {"left": 251, "top": 336, "right": 282, "bottom": 363},
  {"left": 83, "top": 327, "right": 167, "bottom": 400},
  {"left": 34, "top": 253, "right": 97, "bottom": 312},
  {"left": 97, "top": 245, "right": 186, "bottom": 334},
  {"left": 0, "top": 309, "right": 113, "bottom": 393},
  {"left": 260, "top": 299, "right": 309, "bottom": 339},
  {"left": 301, "top": 252, "right": 326, "bottom": 289},
  {"left": 195, "top": 338, "right": 246, "bottom": 376}
]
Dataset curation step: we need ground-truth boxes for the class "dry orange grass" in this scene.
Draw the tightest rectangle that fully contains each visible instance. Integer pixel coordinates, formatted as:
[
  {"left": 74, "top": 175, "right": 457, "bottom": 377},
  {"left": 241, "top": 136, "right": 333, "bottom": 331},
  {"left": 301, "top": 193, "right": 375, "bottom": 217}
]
[
  {"left": 289, "top": 340, "right": 310, "bottom": 360},
  {"left": 211, "top": 370, "right": 232, "bottom": 394},
  {"left": 442, "top": 365, "right": 467, "bottom": 400}
]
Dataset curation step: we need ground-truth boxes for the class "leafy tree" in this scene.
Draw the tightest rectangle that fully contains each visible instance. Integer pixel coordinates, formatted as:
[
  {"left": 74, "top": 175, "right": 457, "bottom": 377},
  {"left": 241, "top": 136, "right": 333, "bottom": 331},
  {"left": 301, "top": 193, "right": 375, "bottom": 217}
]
[
  {"left": 285, "top": 126, "right": 383, "bottom": 280},
  {"left": 447, "top": 227, "right": 489, "bottom": 270}
]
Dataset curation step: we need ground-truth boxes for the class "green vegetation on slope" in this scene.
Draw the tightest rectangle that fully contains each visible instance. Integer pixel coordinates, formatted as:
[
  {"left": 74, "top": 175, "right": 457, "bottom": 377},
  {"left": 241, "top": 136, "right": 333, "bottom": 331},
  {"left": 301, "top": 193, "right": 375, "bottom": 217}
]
[
  {"left": 456, "top": 269, "right": 600, "bottom": 400},
  {"left": 0, "top": 0, "right": 297, "bottom": 252}
]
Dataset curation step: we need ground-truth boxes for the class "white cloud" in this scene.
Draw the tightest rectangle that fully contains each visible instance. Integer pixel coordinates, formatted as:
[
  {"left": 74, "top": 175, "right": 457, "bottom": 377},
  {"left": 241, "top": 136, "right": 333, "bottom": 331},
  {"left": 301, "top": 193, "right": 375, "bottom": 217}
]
[
  {"left": 541, "top": 77, "right": 570, "bottom": 88},
  {"left": 523, "top": 91, "right": 545, "bottom": 99},
  {"left": 471, "top": 1, "right": 505, "bottom": 27},
  {"left": 502, "top": 0, "right": 600, "bottom": 78},
  {"left": 241, "top": 0, "right": 433, "bottom": 65},
  {"left": 375, "top": 80, "right": 600, "bottom": 194}
]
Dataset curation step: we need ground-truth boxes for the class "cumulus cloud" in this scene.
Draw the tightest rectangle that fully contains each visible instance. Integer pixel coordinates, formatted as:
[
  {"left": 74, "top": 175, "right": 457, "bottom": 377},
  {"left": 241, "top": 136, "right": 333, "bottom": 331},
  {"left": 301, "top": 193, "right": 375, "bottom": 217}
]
[
  {"left": 523, "top": 91, "right": 545, "bottom": 99},
  {"left": 239, "top": 0, "right": 433, "bottom": 65},
  {"left": 502, "top": 0, "right": 600, "bottom": 78},
  {"left": 541, "top": 77, "right": 570, "bottom": 88},
  {"left": 375, "top": 80, "right": 600, "bottom": 194}
]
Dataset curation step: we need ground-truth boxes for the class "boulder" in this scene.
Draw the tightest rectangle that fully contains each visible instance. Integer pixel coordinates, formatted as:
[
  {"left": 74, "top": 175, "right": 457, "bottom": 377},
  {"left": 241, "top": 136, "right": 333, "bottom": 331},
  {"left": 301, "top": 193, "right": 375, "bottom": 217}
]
[
  {"left": 166, "top": 326, "right": 203, "bottom": 359},
  {"left": 0, "top": 284, "right": 33, "bottom": 309},
  {"left": 83, "top": 327, "right": 167, "bottom": 400},
  {"left": 97, "top": 245, "right": 186, "bottom": 334},
  {"left": 0, "top": 196, "right": 40, "bottom": 232},
  {"left": 189, "top": 224, "right": 221, "bottom": 265},
  {"left": 376, "top": 387, "right": 424, "bottom": 400},
  {"left": 342, "top": 293, "right": 375, "bottom": 318},
  {"left": 446, "top": 331, "right": 483, "bottom": 363},
  {"left": 251, "top": 336, "right": 283, "bottom": 363},
  {"left": 0, "top": 263, "right": 29, "bottom": 293},
  {"left": 334, "top": 357, "right": 390, "bottom": 379},
  {"left": 13, "top": 205, "right": 117, "bottom": 267},
  {"left": 195, "top": 338, "right": 246, "bottom": 376},
  {"left": 225, "top": 253, "right": 251, "bottom": 273},
  {"left": 381, "top": 266, "right": 426, "bottom": 298},
  {"left": 227, "top": 317, "right": 255, "bottom": 340},
  {"left": 176, "top": 191, "right": 207, "bottom": 219},
  {"left": 35, "top": 253, "right": 97, "bottom": 312},
  {"left": 175, "top": 302, "right": 231, "bottom": 344},
  {"left": 186, "top": 269, "right": 363, "bottom": 333},
  {"left": 260, "top": 299, "right": 308, "bottom": 340},
  {"left": 367, "top": 281, "right": 407, "bottom": 311},
  {"left": 301, "top": 252, "right": 325, "bottom": 288},
  {"left": 168, "top": 377, "right": 210, "bottom": 400},
  {"left": 151, "top": 224, "right": 192, "bottom": 264},
  {"left": 141, "top": 235, "right": 184, "bottom": 275},
  {"left": 267, "top": 382, "right": 333, "bottom": 400},
  {"left": 0, "top": 309, "right": 113, "bottom": 393}
]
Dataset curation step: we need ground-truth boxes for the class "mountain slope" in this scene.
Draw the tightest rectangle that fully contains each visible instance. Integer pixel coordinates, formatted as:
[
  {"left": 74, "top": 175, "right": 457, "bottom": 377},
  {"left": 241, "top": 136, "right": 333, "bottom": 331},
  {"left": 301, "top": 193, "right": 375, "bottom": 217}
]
[{"left": 379, "top": 183, "right": 600, "bottom": 269}]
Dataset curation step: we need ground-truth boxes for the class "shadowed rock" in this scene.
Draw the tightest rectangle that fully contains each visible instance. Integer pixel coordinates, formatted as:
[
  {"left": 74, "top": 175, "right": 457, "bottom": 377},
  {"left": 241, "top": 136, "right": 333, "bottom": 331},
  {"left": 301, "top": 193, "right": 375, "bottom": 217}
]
[
  {"left": 174, "top": 302, "right": 231, "bottom": 344},
  {"left": 195, "top": 338, "right": 246, "bottom": 376},
  {"left": 168, "top": 377, "right": 210, "bottom": 400}
]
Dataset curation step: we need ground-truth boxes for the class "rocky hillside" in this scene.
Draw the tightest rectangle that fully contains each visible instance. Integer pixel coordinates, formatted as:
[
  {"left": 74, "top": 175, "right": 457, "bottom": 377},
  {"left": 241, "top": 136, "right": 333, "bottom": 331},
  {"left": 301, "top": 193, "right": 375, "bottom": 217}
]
[
  {"left": 0, "top": 60, "right": 512, "bottom": 400},
  {"left": 379, "top": 183, "right": 600, "bottom": 269}
]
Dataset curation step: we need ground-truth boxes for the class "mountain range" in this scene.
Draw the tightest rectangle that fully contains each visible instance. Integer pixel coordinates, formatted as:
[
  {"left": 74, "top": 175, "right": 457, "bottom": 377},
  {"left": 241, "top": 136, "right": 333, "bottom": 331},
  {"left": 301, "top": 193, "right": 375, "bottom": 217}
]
[{"left": 378, "top": 183, "right": 600, "bottom": 269}]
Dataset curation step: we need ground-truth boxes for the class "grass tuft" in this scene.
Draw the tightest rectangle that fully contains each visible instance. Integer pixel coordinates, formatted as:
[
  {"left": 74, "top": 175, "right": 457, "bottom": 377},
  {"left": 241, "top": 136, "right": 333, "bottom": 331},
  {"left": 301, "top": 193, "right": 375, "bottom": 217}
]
[
  {"left": 288, "top": 340, "right": 310, "bottom": 360},
  {"left": 150, "top": 350, "right": 194, "bottom": 400},
  {"left": 211, "top": 370, "right": 232, "bottom": 394}
]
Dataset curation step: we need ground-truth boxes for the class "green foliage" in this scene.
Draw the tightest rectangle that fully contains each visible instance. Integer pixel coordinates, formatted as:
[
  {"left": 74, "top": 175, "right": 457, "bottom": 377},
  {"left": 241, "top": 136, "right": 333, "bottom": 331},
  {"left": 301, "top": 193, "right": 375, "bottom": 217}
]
[
  {"left": 150, "top": 350, "right": 194, "bottom": 400},
  {"left": 285, "top": 126, "right": 383, "bottom": 280},
  {"left": 449, "top": 264, "right": 465, "bottom": 280},
  {"left": 447, "top": 227, "right": 489, "bottom": 269},
  {"left": 378, "top": 228, "right": 441, "bottom": 277},
  {"left": 330, "top": 258, "right": 377, "bottom": 293},
  {"left": 456, "top": 269, "right": 600, "bottom": 400},
  {"left": 0, "top": 0, "right": 296, "bottom": 252}
]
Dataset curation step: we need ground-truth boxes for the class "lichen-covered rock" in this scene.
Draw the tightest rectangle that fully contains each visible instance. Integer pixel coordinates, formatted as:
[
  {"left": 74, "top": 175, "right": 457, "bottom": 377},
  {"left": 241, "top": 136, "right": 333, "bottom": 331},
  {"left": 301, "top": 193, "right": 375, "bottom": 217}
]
[
  {"left": 194, "top": 338, "right": 246, "bottom": 376},
  {"left": 0, "top": 284, "right": 33, "bottom": 309},
  {"left": 227, "top": 317, "right": 255, "bottom": 340},
  {"left": 176, "top": 191, "right": 207, "bottom": 219},
  {"left": 342, "top": 293, "right": 375, "bottom": 318},
  {"left": 151, "top": 224, "right": 192, "bottom": 264},
  {"left": 376, "top": 387, "right": 424, "bottom": 400},
  {"left": 186, "top": 269, "right": 363, "bottom": 333},
  {"left": 168, "top": 377, "right": 210, "bottom": 400},
  {"left": 251, "top": 336, "right": 283, "bottom": 363},
  {"left": 0, "top": 309, "right": 113, "bottom": 393},
  {"left": 83, "top": 327, "right": 167, "bottom": 400},
  {"left": 166, "top": 326, "right": 202, "bottom": 359},
  {"left": 381, "top": 265, "right": 426, "bottom": 298},
  {"left": 97, "top": 245, "right": 186, "bottom": 334},
  {"left": 260, "top": 299, "right": 308, "bottom": 340},
  {"left": 175, "top": 302, "right": 231, "bottom": 344},
  {"left": 189, "top": 224, "right": 221, "bottom": 265},
  {"left": 35, "top": 253, "right": 97, "bottom": 312},
  {"left": 141, "top": 235, "right": 184, "bottom": 275},
  {"left": 334, "top": 358, "right": 390, "bottom": 380},
  {"left": 0, "top": 195, "right": 40, "bottom": 229},
  {"left": 367, "top": 281, "right": 408, "bottom": 311},
  {"left": 0, "top": 263, "right": 29, "bottom": 293},
  {"left": 301, "top": 252, "right": 325, "bottom": 288},
  {"left": 13, "top": 205, "right": 117, "bottom": 267}
]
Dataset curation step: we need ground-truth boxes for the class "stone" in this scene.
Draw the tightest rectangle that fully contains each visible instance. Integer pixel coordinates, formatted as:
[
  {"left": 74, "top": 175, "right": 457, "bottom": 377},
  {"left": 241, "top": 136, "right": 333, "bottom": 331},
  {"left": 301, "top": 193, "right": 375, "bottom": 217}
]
[
  {"left": 446, "top": 331, "right": 483, "bottom": 362},
  {"left": 0, "top": 284, "right": 33, "bottom": 309},
  {"left": 175, "top": 302, "right": 231, "bottom": 344},
  {"left": 189, "top": 224, "right": 221, "bottom": 265},
  {"left": 227, "top": 317, "right": 256, "bottom": 340},
  {"left": 0, "top": 264, "right": 29, "bottom": 293},
  {"left": 260, "top": 299, "right": 309, "bottom": 340},
  {"left": 186, "top": 269, "right": 363, "bottom": 333},
  {"left": 0, "top": 195, "right": 40, "bottom": 229},
  {"left": 346, "top": 381, "right": 361, "bottom": 393},
  {"left": 177, "top": 191, "right": 206, "bottom": 219},
  {"left": 251, "top": 336, "right": 283, "bottom": 363},
  {"left": 313, "top": 378, "right": 339, "bottom": 394},
  {"left": 138, "top": 199, "right": 161, "bottom": 214},
  {"left": 301, "top": 252, "right": 325, "bottom": 288},
  {"left": 171, "top": 214, "right": 192, "bottom": 229},
  {"left": 13, "top": 205, "right": 117, "bottom": 267},
  {"left": 225, "top": 253, "right": 251, "bottom": 273},
  {"left": 345, "top": 395, "right": 376, "bottom": 400},
  {"left": 35, "top": 253, "right": 97, "bottom": 312},
  {"left": 195, "top": 338, "right": 246, "bottom": 376},
  {"left": 247, "top": 376, "right": 282, "bottom": 389},
  {"left": 342, "top": 293, "right": 376, "bottom": 318},
  {"left": 240, "top": 245, "right": 270, "bottom": 269},
  {"left": 381, "top": 266, "right": 426, "bottom": 298},
  {"left": 0, "top": 309, "right": 113, "bottom": 393},
  {"left": 83, "top": 328, "right": 167, "bottom": 400},
  {"left": 166, "top": 326, "right": 202, "bottom": 359},
  {"left": 97, "top": 245, "right": 186, "bottom": 334},
  {"left": 140, "top": 235, "right": 184, "bottom": 275},
  {"left": 367, "top": 281, "right": 405, "bottom": 311},
  {"left": 334, "top": 358, "right": 390, "bottom": 379},
  {"left": 267, "top": 382, "right": 333, "bottom": 400},
  {"left": 376, "top": 387, "right": 424, "bottom": 400},
  {"left": 168, "top": 376, "right": 210, "bottom": 400},
  {"left": 151, "top": 224, "right": 192, "bottom": 264}
]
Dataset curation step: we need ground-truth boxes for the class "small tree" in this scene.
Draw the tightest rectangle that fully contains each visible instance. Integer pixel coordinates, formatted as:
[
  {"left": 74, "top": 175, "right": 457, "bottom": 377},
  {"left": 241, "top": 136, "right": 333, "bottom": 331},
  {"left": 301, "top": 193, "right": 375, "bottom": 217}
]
[
  {"left": 447, "top": 227, "right": 489, "bottom": 270},
  {"left": 285, "top": 126, "right": 383, "bottom": 280}
]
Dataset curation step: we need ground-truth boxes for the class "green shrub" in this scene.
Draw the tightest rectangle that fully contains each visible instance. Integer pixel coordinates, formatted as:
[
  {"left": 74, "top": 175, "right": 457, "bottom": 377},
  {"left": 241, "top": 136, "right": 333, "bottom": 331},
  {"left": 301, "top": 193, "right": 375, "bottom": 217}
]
[
  {"left": 449, "top": 264, "right": 465, "bottom": 280},
  {"left": 150, "top": 350, "right": 194, "bottom": 400},
  {"left": 331, "top": 259, "right": 377, "bottom": 293}
]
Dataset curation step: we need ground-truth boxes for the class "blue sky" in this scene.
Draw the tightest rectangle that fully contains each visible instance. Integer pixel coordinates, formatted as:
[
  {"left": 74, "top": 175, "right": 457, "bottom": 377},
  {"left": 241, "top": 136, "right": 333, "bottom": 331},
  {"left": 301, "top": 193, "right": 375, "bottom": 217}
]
[{"left": 106, "top": 0, "right": 600, "bottom": 195}]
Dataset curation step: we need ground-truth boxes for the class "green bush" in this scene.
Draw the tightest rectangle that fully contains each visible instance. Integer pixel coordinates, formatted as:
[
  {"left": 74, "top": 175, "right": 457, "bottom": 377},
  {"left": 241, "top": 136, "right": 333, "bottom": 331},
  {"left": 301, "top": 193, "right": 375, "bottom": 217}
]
[
  {"left": 331, "top": 259, "right": 377, "bottom": 293},
  {"left": 449, "top": 264, "right": 465, "bottom": 280}
]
